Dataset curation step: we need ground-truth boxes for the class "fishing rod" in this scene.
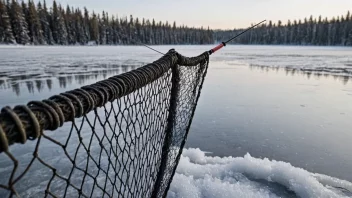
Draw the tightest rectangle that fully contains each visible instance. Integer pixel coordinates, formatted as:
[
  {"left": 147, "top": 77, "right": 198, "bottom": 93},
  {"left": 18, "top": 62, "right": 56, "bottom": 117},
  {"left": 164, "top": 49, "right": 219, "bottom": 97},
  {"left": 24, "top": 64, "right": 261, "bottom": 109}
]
[
  {"left": 141, "top": 20, "right": 266, "bottom": 56},
  {"left": 208, "top": 20, "right": 266, "bottom": 55}
]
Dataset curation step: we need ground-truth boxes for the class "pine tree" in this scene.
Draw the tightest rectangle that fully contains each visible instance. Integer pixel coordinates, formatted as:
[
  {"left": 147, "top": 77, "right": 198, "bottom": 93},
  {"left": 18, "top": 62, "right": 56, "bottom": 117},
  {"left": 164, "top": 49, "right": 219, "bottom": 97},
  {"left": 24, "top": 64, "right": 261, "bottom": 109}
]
[
  {"left": 98, "top": 13, "right": 105, "bottom": 44},
  {"left": 21, "top": 1, "right": 29, "bottom": 36},
  {"left": 65, "top": 5, "right": 76, "bottom": 44},
  {"left": 0, "top": 0, "right": 6, "bottom": 41},
  {"left": 307, "top": 16, "right": 313, "bottom": 44},
  {"left": 0, "top": 0, "right": 15, "bottom": 43},
  {"left": 83, "top": 7, "right": 90, "bottom": 43},
  {"left": 28, "top": 0, "right": 44, "bottom": 44},
  {"left": 105, "top": 12, "right": 113, "bottom": 45},
  {"left": 119, "top": 16, "right": 128, "bottom": 44},
  {"left": 322, "top": 17, "right": 329, "bottom": 45},
  {"left": 111, "top": 15, "right": 118, "bottom": 44},
  {"left": 335, "top": 17, "right": 341, "bottom": 45},
  {"left": 89, "top": 12, "right": 99, "bottom": 44},
  {"left": 128, "top": 15, "right": 135, "bottom": 44},
  {"left": 315, "top": 16, "right": 323, "bottom": 45},
  {"left": 151, "top": 19, "right": 156, "bottom": 44},
  {"left": 37, "top": 0, "right": 53, "bottom": 44},
  {"left": 346, "top": 11, "right": 352, "bottom": 45},
  {"left": 10, "top": 0, "right": 30, "bottom": 44},
  {"left": 74, "top": 8, "right": 85, "bottom": 44},
  {"left": 52, "top": 1, "right": 67, "bottom": 45}
]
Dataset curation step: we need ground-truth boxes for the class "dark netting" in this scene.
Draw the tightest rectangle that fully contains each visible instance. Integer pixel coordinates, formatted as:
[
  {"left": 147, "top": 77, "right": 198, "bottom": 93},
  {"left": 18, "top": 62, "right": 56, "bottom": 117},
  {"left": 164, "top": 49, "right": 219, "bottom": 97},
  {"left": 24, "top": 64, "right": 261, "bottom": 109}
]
[{"left": 0, "top": 49, "right": 209, "bottom": 198}]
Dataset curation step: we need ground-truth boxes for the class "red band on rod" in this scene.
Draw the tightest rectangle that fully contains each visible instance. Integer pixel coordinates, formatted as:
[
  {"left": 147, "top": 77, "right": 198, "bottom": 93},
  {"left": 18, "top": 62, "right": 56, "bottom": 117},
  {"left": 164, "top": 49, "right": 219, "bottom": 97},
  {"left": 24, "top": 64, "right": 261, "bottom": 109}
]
[{"left": 211, "top": 43, "right": 224, "bottom": 53}]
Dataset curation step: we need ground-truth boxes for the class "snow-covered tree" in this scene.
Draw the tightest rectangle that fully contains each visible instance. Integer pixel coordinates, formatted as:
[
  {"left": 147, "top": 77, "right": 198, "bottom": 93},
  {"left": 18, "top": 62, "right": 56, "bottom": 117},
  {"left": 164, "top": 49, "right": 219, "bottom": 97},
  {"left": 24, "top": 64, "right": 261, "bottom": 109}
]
[
  {"left": 65, "top": 5, "right": 76, "bottom": 44},
  {"left": 74, "top": 8, "right": 85, "bottom": 44},
  {"left": 27, "top": 0, "right": 44, "bottom": 44},
  {"left": 98, "top": 12, "right": 106, "bottom": 45},
  {"left": 0, "top": 0, "right": 15, "bottom": 43},
  {"left": 10, "top": 0, "right": 30, "bottom": 44},
  {"left": 51, "top": 1, "right": 67, "bottom": 45},
  {"left": 111, "top": 15, "right": 118, "bottom": 44},
  {"left": 37, "top": 0, "right": 53, "bottom": 44},
  {"left": 105, "top": 12, "right": 113, "bottom": 45},
  {"left": 83, "top": 7, "right": 90, "bottom": 43},
  {"left": 89, "top": 11, "right": 98, "bottom": 44},
  {"left": 2, "top": 0, "right": 350, "bottom": 46}
]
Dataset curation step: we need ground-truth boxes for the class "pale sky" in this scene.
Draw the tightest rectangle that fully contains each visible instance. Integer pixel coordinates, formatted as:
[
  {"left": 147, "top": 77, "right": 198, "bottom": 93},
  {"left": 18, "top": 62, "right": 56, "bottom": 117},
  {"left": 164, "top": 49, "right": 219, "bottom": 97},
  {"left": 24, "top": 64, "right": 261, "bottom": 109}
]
[{"left": 35, "top": 0, "right": 351, "bottom": 29}]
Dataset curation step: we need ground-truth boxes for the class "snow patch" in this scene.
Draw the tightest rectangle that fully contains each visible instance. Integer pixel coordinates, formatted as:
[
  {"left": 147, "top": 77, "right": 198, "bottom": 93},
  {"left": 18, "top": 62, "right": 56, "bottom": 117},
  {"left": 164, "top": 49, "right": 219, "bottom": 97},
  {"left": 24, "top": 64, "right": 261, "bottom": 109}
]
[{"left": 169, "top": 148, "right": 352, "bottom": 198}]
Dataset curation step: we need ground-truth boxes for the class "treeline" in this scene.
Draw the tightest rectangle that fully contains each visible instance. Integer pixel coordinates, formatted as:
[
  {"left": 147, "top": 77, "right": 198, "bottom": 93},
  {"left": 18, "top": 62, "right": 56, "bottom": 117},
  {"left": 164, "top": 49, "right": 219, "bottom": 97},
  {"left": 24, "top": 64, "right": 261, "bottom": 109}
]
[
  {"left": 0, "top": 0, "right": 213, "bottom": 45},
  {"left": 1, "top": 0, "right": 352, "bottom": 46},
  {"left": 214, "top": 12, "right": 352, "bottom": 46}
]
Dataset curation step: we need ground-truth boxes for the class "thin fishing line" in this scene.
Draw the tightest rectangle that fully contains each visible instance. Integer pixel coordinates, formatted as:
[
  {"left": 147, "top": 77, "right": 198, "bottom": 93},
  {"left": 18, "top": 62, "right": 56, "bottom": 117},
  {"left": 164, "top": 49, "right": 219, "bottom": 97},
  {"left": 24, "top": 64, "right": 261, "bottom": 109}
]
[
  {"left": 225, "top": 20, "right": 266, "bottom": 44},
  {"left": 141, "top": 44, "right": 165, "bottom": 55},
  {"left": 209, "top": 20, "right": 267, "bottom": 55}
]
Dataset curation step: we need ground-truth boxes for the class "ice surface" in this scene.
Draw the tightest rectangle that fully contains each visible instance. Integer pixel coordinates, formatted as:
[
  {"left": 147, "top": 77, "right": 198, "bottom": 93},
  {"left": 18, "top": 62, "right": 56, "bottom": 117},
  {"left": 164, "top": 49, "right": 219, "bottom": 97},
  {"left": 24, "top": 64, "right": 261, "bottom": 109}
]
[
  {"left": 0, "top": 45, "right": 351, "bottom": 197},
  {"left": 0, "top": 45, "right": 351, "bottom": 82},
  {"left": 211, "top": 45, "right": 352, "bottom": 77},
  {"left": 169, "top": 148, "right": 352, "bottom": 198}
]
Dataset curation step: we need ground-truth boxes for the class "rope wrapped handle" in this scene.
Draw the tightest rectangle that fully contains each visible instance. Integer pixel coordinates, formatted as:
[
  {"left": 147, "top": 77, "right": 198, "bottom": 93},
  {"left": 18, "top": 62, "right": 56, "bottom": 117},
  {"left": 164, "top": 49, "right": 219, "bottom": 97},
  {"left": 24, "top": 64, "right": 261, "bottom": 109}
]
[
  {"left": 0, "top": 49, "right": 209, "bottom": 153},
  {"left": 208, "top": 42, "right": 226, "bottom": 55}
]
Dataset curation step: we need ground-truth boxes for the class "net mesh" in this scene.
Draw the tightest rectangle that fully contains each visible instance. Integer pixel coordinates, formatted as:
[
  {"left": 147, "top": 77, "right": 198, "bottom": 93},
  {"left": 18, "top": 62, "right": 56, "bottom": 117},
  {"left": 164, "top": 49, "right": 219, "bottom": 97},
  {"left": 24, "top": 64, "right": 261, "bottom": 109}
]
[{"left": 0, "top": 49, "right": 209, "bottom": 198}]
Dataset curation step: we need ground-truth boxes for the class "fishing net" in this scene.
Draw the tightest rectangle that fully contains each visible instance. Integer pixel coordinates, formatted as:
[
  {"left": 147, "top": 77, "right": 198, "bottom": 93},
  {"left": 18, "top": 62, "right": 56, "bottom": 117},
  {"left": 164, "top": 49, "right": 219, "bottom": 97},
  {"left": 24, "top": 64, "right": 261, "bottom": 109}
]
[{"left": 0, "top": 49, "right": 209, "bottom": 198}]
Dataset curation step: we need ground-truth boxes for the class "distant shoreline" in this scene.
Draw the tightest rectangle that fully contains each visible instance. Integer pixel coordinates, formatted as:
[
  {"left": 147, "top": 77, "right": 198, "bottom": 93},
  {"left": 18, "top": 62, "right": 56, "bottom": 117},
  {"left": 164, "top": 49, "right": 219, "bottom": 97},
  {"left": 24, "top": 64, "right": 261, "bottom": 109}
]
[{"left": 1, "top": 44, "right": 351, "bottom": 47}]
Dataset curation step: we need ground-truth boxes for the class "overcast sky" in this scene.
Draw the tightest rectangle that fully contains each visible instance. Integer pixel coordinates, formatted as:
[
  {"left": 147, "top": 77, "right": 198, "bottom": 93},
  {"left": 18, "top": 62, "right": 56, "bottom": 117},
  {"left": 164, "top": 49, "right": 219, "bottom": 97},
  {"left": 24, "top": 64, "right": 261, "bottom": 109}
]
[{"left": 35, "top": 0, "right": 352, "bottom": 29}]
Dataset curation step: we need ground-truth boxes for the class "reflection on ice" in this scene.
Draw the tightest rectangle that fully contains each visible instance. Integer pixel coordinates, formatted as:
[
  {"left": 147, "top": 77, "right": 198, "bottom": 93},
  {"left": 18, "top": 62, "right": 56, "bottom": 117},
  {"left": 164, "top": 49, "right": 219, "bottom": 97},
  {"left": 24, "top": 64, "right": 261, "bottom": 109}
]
[
  {"left": 0, "top": 64, "right": 141, "bottom": 96},
  {"left": 249, "top": 64, "right": 351, "bottom": 85}
]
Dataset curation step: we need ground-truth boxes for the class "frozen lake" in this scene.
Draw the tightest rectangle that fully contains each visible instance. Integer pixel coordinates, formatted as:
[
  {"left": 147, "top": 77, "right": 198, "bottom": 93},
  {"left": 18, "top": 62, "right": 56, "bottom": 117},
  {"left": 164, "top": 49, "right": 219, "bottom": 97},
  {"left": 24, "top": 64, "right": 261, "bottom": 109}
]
[{"left": 0, "top": 45, "right": 352, "bottom": 197}]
